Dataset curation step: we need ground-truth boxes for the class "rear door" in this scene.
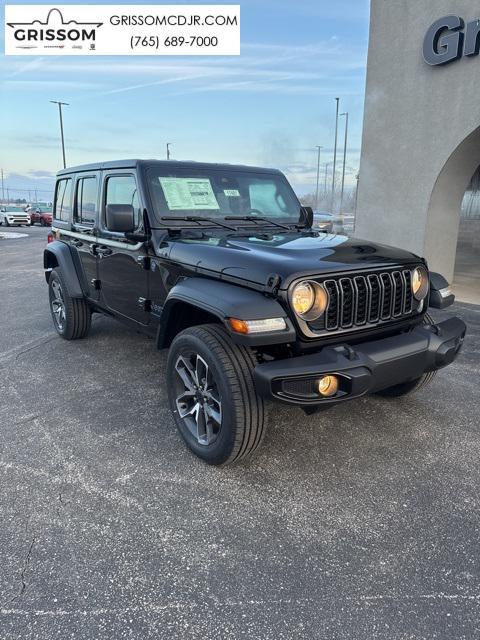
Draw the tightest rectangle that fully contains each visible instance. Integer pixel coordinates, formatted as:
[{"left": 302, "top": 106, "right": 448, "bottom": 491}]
[
  {"left": 72, "top": 173, "right": 100, "bottom": 300},
  {"left": 96, "top": 171, "right": 150, "bottom": 326}
]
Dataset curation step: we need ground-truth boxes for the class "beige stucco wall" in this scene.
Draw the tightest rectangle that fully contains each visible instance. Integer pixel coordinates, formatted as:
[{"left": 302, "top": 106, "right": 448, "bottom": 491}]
[{"left": 356, "top": 0, "right": 480, "bottom": 281}]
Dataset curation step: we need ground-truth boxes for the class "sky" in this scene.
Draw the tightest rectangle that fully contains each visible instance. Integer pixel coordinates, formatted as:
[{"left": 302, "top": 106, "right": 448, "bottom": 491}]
[{"left": 0, "top": 0, "right": 371, "bottom": 201}]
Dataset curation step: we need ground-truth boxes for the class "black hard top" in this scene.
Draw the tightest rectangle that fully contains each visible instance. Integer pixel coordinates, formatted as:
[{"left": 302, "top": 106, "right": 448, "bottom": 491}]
[{"left": 57, "top": 159, "right": 283, "bottom": 177}]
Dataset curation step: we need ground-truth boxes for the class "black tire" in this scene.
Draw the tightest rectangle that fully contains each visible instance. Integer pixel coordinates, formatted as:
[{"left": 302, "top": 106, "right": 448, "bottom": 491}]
[
  {"left": 167, "top": 324, "right": 266, "bottom": 466},
  {"left": 376, "top": 312, "right": 437, "bottom": 397},
  {"left": 48, "top": 268, "right": 91, "bottom": 340},
  {"left": 41, "top": 219, "right": 47, "bottom": 227},
  {"left": 4, "top": 218, "right": 10, "bottom": 227}
]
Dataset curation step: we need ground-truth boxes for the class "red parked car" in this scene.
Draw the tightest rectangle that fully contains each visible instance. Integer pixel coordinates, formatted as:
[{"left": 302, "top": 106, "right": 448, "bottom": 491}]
[{"left": 30, "top": 207, "right": 53, "bottom": 227}]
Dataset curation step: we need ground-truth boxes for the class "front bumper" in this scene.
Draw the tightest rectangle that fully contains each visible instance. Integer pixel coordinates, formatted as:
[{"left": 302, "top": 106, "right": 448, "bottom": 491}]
[{"left": 254, "top": 317, "right": 466, "bottom": 406}]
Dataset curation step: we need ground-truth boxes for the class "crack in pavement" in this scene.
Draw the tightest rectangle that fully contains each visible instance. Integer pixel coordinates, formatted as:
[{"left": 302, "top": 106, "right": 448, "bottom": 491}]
[
  {"left": 6, "top": 536, "right": 37, "bottom": 606},
  {"left": 0, "top": 335, "right": 57, "bottom": 368}
]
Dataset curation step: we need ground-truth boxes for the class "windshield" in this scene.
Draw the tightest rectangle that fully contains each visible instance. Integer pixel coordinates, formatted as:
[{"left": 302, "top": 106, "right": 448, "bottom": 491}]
[{"left": 146, "top": 166, "right": 302, "bottom": 224}]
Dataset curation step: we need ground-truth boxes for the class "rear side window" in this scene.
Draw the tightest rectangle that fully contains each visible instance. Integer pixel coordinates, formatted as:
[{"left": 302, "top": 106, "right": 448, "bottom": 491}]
[
  {"left": 105, "top": 175, "right": 141, "bottom": 230},
  {"left": 75, "top": 176, "right": 98, "bottom": 225},
  {"left": 54, "top": 178, "right": 73, "bottom": 221}
]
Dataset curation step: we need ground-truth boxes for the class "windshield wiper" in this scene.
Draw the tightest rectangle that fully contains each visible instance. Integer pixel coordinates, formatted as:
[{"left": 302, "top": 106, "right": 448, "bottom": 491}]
[
  {"left": 225, "top": 215, "right": 292, "bottom": 231},
  {"left": 160, "top": 216, "right": 237, "bottom": 231}
]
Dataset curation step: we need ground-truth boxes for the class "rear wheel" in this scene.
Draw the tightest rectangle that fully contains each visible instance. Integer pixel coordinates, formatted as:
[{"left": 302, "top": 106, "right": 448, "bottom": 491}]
[
  {"left": 376, "top": 313, "right": 438, "bottom": 397},
  {"left": 48, "top": 268, "right": 91, "bottom": 340},
  {"left": 167, "top": 324, "right": 266, "bottom": 466}
]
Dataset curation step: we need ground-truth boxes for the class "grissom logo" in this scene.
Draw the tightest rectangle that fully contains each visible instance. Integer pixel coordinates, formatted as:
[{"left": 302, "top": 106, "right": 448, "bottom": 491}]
[{"left": 7, "top": 8, "right": 103, "bottom": 50}]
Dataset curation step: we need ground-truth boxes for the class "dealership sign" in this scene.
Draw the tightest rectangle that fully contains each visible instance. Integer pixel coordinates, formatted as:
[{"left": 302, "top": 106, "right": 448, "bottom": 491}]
[
  {"left": 423, "top": 15, "right": 480, "bottom": 65},
  {"left": 4, "top": 5, "right": 240, "bottom": 55}
]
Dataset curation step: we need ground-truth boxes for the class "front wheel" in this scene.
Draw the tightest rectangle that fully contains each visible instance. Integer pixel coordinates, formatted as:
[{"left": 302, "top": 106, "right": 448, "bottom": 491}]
[
  {"left": 4, "top": 218, "right": 10, "bottom": 227},
  {"left": 167, "top": 324, "right": 266, "bottom": 466},
  {"left": 48, "top": 268, "right": 91, "bottom": 340},
  {"left": 376, "top": 313, "right": 438, "bottom": 397}
]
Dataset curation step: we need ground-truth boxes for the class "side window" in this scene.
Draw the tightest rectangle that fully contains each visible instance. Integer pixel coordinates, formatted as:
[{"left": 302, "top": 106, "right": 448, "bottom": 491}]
[
  {"left": 104, "top": 175, "right": 141, "bottom": 231},
  {"left": 54, "top": 178, "right": 73, "bottom": 221},
  {"left": 75, "top": 177, "right": 98, "bottom": 226}
]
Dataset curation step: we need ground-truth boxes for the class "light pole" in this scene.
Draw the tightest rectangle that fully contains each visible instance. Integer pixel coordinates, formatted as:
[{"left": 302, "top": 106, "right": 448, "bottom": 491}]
[
  {"left": 50, "top": 100, "right": 69, "bottom": 169},
  {"left": 324, "top": 162, "right": 331, "bottom": 200},
  {"left": 331, "top": 97, "right": 340, "bottom": 211},
  {"left": 166, "top": 143, "right": 172, "bottom": 160},
  {"left": 339, "top": 112, "right": 349, "bottom": 213},
  {"left": 315, "top": 145, "right": 322, "bottom": 210},
  {"left": 1, "top": 169, "right": 4, "bottom": 204}
]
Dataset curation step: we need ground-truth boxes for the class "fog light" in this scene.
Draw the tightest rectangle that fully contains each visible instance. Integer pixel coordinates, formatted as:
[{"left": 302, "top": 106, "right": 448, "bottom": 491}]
[{"left": 317, "top": 375, "right": 339, "bottom": 397}]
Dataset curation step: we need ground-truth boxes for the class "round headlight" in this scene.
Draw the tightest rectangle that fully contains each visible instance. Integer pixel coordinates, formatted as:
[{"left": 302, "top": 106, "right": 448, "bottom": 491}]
[
  {"left": 412, "top": 266, "right": 429, "bottom": 300},
  {"left": 292, "top": 281, "right": 315, "bottom": 316},
  {"left": 291, "top": 281, "right": 328, "bottom": 321}
]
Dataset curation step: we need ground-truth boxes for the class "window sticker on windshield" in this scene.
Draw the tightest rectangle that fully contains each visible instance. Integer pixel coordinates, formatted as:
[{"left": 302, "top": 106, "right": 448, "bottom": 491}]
[
  {"left": 159, "top": 177, "right": 219, "bottom": 210},
  {"left": 224, "top": 189, "right": 240, "bottom": 197}
]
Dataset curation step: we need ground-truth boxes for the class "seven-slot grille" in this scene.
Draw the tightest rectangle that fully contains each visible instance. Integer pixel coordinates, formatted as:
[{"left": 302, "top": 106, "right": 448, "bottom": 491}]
[{"left": 307, "top": 268, "right": 416, "bottom": 334}]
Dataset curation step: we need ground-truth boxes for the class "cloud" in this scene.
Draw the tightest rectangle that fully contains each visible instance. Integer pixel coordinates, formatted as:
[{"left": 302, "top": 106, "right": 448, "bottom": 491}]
[
  {"left": 3, "top": 80, "right": 104, "bottom": 91},
  {"left": 4, "top": 172, "right": 56, "bottom": 198},
  {"left": 28, "top": 170, "right": 55, "bottom": 178},
  {"left": 6, "top": 56, "right": 46, "bottom": 78},
  {"left": 1, "top": 38, "right": 366, "bottom": 100}
]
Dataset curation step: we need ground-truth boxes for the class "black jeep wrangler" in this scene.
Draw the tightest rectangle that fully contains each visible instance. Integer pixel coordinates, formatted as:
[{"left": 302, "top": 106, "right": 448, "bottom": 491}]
[{"left": 45, "top": 160, "right": 466, "bottom": 465}]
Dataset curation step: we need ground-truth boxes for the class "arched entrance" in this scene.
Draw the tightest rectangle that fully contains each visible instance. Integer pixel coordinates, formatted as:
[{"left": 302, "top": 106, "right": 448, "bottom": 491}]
[
  {"left": 424, "top": 126, "right": 480, "bottom": 303},
  {"left": 454, "top": 169, "right": 480, "bottom": 303}
]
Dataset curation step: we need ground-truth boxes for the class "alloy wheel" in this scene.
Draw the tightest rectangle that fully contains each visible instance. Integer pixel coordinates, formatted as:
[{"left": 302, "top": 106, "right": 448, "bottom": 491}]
[
  {"left": 50, "top": 280, "right": 66, "bottom": 331},
  {"left": 174, "top": 353, "right": 222, "bottom": 446}
]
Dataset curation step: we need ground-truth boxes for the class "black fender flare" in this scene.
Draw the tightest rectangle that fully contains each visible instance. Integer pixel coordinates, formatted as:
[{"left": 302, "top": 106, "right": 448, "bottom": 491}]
[
  {"left": 157, "top": 277, "right": 296, "bottom": 348},
  {"left": 43, "top": 240, "right": 85, "bottom": 298}
]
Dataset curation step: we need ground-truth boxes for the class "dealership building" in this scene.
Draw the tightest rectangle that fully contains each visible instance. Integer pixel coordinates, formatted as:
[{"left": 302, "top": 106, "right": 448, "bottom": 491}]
[{"left": 356, "top": 0, "right": 480, "bottom": 303}]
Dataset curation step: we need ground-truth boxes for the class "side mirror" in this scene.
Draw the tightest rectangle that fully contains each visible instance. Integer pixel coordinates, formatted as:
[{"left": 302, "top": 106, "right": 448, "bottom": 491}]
[
  {"left": 105, "top": 204, "right": 135, "bottom": 233},
  {"left": 429, "top": 271, "right": 455, "bottom": 309},
  {"left": 301, "top": 206, "right": 314, "bottom": 228}
]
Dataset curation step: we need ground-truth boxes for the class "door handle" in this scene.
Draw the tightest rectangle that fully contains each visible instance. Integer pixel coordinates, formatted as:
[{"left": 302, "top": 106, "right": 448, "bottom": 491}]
[{"left": 96, "top": 246, "right": 113, "bottom": 257}]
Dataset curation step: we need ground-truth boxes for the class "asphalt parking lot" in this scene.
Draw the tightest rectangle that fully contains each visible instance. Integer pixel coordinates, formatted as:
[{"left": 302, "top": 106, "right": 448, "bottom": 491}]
[{"left": 1, "top": 226, "right": 479, "bottom": 639}]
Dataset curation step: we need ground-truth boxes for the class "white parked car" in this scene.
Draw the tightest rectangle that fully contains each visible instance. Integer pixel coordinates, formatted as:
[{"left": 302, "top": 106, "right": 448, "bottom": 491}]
[{"left": 0, "top": 207, "right": 31, "bottom": 227}]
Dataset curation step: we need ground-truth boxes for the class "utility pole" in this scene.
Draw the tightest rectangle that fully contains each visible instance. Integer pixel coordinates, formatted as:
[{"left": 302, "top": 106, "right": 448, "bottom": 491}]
[
  {"left": 166, "top": 143, "right": 172, "bottom": 160},
  {"left": 1, "top": 169, "right": 4, "bottom": 204},
  {"left": 339, "top": 112, "right": 349, "bottom": 213},
  {"left": 50, "top": 100, "right": 69, "bottom": 169},
  {"left": 315, "top": 146, "right": 322, "bottom": 210},
  {"left": 331, "top": 97, "right": 340, "bottom": 212}
]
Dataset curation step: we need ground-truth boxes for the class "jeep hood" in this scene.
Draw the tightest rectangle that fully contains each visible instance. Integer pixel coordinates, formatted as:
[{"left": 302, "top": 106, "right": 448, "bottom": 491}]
[{"left": 167, "top": 231, "right": 422, "bottom": 289}]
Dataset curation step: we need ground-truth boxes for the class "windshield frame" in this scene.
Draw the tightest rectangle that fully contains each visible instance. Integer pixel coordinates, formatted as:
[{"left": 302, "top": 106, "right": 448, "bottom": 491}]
[{"left": 143, "top": 163, "right": 303, "bottom": 229}]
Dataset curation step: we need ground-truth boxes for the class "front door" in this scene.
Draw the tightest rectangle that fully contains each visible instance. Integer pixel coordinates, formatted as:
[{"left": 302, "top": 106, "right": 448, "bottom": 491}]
[{"left": 97, "top": 172, "right": 150, "bottom": 326}]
